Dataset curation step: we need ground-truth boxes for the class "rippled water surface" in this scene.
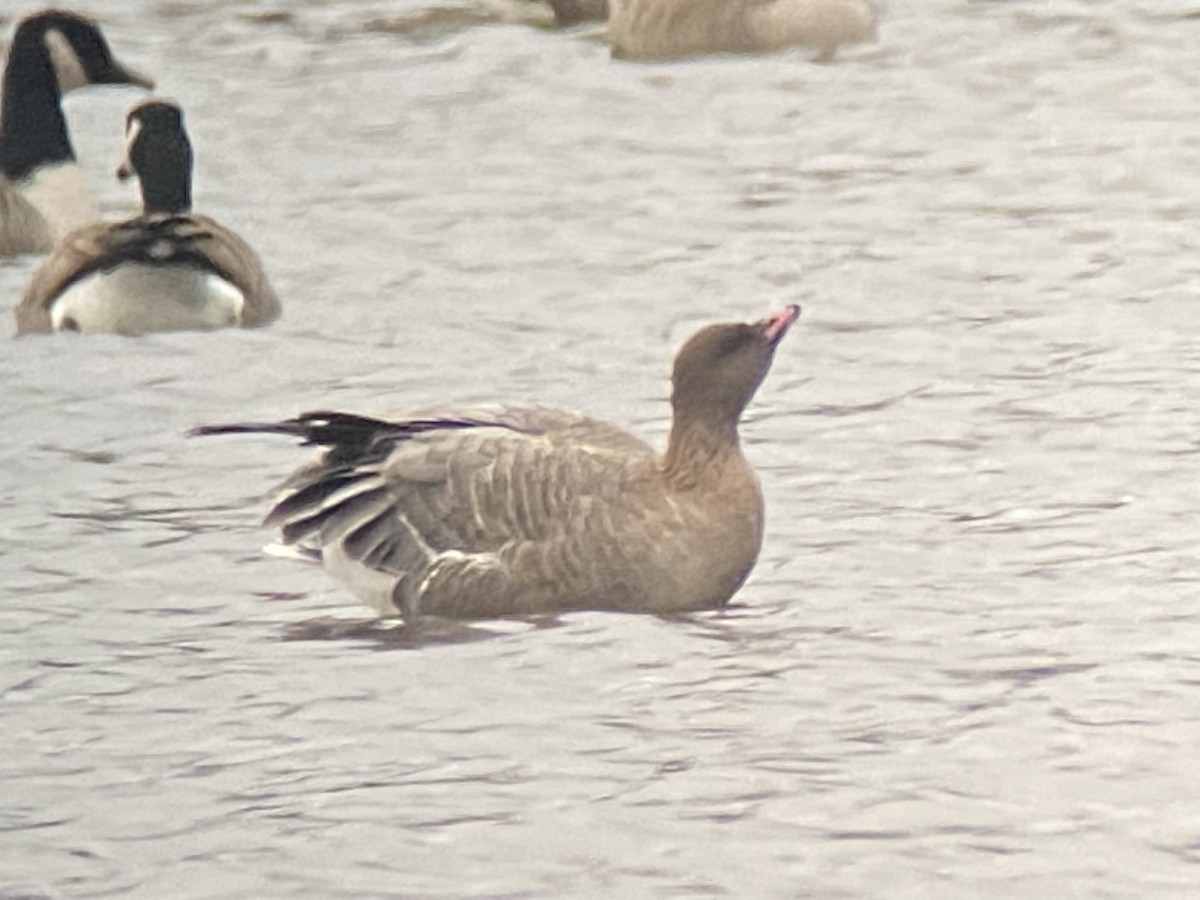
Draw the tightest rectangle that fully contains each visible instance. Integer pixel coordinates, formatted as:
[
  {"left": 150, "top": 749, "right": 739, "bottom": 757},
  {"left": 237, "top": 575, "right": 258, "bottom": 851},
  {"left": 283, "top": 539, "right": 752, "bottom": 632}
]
[{"left": 3, "top": 1, "right": 1200, "bottom": 896}]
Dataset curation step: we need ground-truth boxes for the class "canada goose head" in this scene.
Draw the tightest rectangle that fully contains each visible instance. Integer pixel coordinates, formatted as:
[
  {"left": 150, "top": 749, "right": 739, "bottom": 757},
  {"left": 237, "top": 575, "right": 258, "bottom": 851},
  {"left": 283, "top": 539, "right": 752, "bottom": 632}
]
[
  {"left": 1, "top": 11, "right": 153, "bottom": 182},
  {"left": 117, "top": 99, "right": 193, "bottom": 215},
  {"left": 17, "top": 10, "right": 154, "bottom": 93},
  {"left": 670, "top": 305, "right": 800, "bottom": 429}
]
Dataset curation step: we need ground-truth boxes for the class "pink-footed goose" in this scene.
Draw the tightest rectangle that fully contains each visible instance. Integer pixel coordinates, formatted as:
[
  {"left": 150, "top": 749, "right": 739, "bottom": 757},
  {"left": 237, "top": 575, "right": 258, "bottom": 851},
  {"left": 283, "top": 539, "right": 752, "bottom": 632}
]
[
  {"left": 193, "top": 306, "right": 800, "bottom": 619},
  {"left": 0, "top": 10, "right": 152, "bottom": 256},
  {"left": 607, "top": 0, "right": 877, "bottom": 62}
]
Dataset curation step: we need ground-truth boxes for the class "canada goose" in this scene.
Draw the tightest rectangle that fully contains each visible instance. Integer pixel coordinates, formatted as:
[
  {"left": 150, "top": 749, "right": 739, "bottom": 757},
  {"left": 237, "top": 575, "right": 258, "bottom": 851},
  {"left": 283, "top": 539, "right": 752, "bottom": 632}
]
[
  {"left": 193, "top": 306, "right": 800, "bottom": 619},
  {"left": 0, "top": 9, "right": 152, "bottom": 256},
  {"left": 16, "top": 99, "right": 281, "bottom": 336},
  {"left": 607, "top": 0, "right": 877, "bottom": 61}
]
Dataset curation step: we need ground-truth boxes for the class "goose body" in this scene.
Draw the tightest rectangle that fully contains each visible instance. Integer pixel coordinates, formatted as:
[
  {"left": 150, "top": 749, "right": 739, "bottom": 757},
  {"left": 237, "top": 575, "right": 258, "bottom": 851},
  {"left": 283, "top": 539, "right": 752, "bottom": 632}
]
[
  {"left": 0, "top": 10, "right": 152, "bottom": 256},
  {"left": 194, "top": 306, "right": 800, "bottom": 620},
  {"left": 16, "top": 99, "right": 280, "bottom": 336},
  {"left": 607, "top": 0, "right": 877, "bottom": 61}
]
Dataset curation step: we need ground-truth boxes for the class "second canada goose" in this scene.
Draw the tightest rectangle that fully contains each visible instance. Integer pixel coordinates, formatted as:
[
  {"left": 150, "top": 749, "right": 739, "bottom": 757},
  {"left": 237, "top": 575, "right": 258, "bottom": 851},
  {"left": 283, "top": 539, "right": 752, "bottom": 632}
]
[
  {"left": 607, "top": 0, "right": 877, "bottom": 62},
  {"left": 0, "top": 9, "right": 153, "bottom": 256},
  {"left": 15, "top": 99, "right": 281, "bottom": 336}
]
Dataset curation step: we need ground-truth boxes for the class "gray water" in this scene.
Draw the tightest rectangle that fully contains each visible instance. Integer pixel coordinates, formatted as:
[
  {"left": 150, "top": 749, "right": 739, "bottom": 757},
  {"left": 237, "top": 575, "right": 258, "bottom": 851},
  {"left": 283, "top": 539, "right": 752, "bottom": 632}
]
[{"left": 3, "top": 1, "right": 1200, "bottom": 896}]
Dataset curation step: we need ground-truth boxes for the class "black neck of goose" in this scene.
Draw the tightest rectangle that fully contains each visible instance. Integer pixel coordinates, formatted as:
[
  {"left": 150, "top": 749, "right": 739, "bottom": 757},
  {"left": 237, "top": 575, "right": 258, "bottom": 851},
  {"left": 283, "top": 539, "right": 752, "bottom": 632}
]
[
  {"left": 137, "top": 136, "right": 193, "bottom": 215},
  {"left": 141, "top": 167, "right": 192, "bottom": 215},
  {"left": 0, "top": 31, "right": 73, "bottom": 180}
]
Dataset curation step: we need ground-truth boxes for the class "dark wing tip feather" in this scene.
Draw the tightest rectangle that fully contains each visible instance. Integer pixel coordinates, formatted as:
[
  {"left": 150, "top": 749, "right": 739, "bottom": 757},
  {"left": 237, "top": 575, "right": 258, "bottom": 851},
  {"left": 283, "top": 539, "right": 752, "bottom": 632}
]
[
  {"left": 188, "top": 412, "right": 390, "bottom": 444},
  {"left": 190, "top": 411, "right": 503, "bottom": 447},
  {"left": 188, "top": 421, "right": 307, "bottom": 439}
]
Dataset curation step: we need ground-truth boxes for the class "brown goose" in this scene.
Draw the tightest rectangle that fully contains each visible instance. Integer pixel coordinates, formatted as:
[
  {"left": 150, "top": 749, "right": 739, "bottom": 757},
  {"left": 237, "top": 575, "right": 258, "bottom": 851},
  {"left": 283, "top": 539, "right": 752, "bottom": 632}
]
[
  {"left": 194, "top": 306, "right": 800, "bottom": 619},
  {"left": 16, "top": 98, "right": 280, "bottom": 336},
  {"left": 0, "top": 10, "right": 152, "bottom": 256},
  {"left": 607, "top": 0, "right": 877, "bottom": 61}
]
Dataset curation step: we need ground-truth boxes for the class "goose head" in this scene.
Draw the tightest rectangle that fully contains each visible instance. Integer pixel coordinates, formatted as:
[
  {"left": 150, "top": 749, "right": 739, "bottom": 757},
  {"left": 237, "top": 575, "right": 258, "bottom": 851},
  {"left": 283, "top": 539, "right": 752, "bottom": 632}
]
[
  {"left": 117, "top": 99, "right": 193, "bottom": 215},
  {"left": 12, "top": 10, "right": 153, "bottom": 94},
  {"left": 670, "top": 305, "right": 800, "bottom": 430},
  {"left": 1, "top": 11, "right": 153, "bottom": 182}
]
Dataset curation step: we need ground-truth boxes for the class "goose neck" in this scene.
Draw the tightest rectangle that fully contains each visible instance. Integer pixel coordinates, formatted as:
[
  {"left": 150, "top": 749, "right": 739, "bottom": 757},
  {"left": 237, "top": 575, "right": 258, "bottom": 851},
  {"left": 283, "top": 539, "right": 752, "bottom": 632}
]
[
  {"left": 0, "top": 32, "right": 72, "bottom": 180},
  {"left": 662, "top": 414, "right": 742, "bottom": 488}
]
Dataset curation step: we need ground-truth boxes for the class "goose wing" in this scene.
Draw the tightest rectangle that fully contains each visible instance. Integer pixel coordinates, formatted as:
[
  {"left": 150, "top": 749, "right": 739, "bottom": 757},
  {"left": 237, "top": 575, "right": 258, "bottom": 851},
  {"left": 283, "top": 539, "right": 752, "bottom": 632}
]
[
  {"left": 15, "top": 218, "right": 112, "bottom": 334},
  {"left": 183, "top": 213, "right": 280, "bottom": 326},
  {"left": 411, "top": 404, "right": 654, "bottom": 455},
  {"left": 743, "top": 0, "right": 876, "bottom": 54},
  {"left": 196, "top": 409, "right": 657, "bottom": 617}
]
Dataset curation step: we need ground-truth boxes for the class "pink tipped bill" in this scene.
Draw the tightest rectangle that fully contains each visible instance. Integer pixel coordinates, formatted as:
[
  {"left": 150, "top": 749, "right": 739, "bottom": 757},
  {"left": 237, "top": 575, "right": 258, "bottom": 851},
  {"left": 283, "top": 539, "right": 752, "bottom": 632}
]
[{"left": 761, "top": 304, "right": 801, "bottom": 345}]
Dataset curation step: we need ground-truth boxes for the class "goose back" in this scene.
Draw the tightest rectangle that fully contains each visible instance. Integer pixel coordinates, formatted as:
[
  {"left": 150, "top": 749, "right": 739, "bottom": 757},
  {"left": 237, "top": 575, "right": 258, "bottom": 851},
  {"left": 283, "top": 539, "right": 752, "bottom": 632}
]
[
  {"left": 608, "top": 0, "right": 876, "bottom": 60},
  {"left": 16, "top": 212, "right": 280, "bottom": 335}
]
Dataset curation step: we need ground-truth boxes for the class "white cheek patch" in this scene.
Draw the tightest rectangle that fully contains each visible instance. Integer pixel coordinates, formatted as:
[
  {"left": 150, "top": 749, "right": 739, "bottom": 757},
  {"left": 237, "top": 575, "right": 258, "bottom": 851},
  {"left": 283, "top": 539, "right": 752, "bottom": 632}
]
[
  {"left": 44, "top": 29, "right": 89, "bottom": 93},
  {"left": 118, "top": 118, "right": 142, "bottom": 179}
]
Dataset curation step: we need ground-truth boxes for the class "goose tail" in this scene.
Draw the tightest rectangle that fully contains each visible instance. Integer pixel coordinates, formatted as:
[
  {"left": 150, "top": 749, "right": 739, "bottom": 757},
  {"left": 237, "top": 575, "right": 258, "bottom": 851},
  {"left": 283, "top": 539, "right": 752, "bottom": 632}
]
[{"left": 189, "top": 411, "right": 399, "bottom": 448}]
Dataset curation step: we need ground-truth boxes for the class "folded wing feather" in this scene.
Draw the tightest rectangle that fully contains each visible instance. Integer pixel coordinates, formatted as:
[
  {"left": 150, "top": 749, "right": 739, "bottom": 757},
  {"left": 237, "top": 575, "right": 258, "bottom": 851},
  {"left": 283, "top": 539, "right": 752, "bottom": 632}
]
[{"left": 263, "top": 409, "right": 658, "bottom": 617}]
